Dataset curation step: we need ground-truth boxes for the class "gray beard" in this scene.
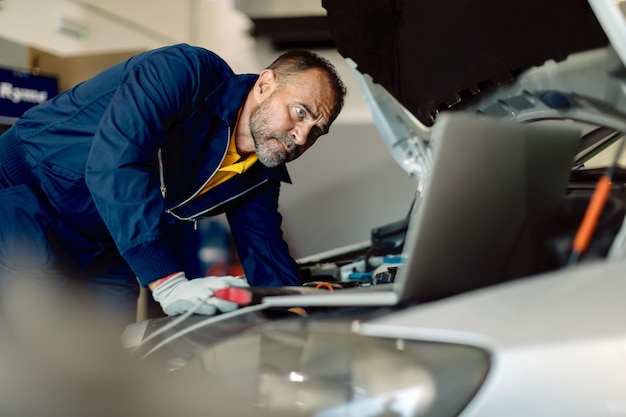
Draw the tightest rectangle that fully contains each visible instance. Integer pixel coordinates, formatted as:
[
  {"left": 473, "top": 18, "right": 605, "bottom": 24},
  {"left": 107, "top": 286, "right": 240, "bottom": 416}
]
[
  {"left": 249, "top": 98, "right": 294, "bottom": 168},
  {"left": 253, "top": 136, "right": 290, "bottom": 168}
]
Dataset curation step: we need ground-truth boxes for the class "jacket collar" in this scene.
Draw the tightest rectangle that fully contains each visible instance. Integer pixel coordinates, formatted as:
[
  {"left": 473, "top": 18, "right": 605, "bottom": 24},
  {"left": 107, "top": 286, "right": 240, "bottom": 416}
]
[{"left": 205, "top": 73, "right": 258, "bottom": 125}]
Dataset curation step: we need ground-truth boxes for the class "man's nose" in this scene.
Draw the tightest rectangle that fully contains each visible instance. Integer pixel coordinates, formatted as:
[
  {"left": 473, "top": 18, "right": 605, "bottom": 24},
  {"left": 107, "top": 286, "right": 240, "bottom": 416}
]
[{"left": 291, "top": 125, "right": 311, "bottom": 145}]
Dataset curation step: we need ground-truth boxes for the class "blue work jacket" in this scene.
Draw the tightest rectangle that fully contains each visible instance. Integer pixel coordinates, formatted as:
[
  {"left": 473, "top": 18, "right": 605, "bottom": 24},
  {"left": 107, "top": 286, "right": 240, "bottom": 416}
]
[{"left": 9, "top": 44, "right": 301, "bottom": 287}]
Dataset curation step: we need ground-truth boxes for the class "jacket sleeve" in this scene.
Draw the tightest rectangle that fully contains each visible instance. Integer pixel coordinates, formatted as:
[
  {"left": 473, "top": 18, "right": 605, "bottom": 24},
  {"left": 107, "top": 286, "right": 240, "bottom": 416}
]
[
  {"left": 84, "top": 45, "right": 230, "bottom": 287},
  {"left": 226, "top": 180, "right": 301, "bottom": 287}
]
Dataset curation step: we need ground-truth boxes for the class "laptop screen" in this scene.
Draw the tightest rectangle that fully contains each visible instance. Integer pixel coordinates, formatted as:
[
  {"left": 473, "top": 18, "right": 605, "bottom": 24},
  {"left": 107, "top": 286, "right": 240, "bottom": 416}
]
[{"left": 397, "top": 113, "right": 581, "bottom": 303}]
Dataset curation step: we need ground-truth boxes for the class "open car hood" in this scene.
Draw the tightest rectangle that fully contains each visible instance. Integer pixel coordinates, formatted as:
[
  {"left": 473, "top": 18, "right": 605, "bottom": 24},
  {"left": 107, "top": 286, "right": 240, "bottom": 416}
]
[
  {"left": 323, "top": 0, "right": 626, "bottom": 187},
  {"left": 322, "top": 0, "right": 608, "bottom": 127}
]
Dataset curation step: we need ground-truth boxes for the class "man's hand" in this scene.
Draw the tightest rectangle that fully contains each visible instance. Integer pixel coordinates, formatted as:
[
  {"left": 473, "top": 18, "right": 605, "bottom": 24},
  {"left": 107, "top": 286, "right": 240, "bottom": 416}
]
[{"left": 151, "top": 272, "right": 249, "bottom": 316}]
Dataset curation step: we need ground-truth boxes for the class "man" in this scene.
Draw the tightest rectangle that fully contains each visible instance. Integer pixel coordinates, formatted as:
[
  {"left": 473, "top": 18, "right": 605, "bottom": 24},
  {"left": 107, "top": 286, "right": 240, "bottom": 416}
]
[{"left": 0, "top": 43, "right": 346, "bottom": 320}]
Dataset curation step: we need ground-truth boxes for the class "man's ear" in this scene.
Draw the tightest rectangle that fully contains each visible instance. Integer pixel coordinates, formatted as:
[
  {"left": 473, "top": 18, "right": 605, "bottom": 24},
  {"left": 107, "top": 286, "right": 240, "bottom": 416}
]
[{"left": 255, "top": 69, "right": 276, "bottom": 99}]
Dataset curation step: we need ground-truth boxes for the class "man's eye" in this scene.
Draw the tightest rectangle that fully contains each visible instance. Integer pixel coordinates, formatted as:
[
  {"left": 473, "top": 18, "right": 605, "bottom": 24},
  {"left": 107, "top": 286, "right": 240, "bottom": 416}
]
[{"left": 295, "top": 107, "right": 305, "bottom": 118}]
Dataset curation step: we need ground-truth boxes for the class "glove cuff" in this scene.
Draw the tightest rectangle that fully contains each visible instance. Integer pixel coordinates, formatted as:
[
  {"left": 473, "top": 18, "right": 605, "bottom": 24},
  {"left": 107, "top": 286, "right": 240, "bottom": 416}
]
[
  {"left": 152, "top": 272, "right": 187, "bottom": 303},
  {"left": 152, "top": 271, "right": 185, "bottom": 289}
]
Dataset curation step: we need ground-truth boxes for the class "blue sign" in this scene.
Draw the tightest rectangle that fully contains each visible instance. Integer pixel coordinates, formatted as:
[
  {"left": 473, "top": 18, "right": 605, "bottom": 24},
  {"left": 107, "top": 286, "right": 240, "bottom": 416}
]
[{"left": 0, "top": 67, "right": 58, "bottom": 120}]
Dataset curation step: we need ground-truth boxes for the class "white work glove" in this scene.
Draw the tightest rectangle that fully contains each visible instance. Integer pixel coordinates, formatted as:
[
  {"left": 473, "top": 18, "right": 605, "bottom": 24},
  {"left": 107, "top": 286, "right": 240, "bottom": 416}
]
[{"left": 152, "top": 272, "right": 249, "bottom": 316}]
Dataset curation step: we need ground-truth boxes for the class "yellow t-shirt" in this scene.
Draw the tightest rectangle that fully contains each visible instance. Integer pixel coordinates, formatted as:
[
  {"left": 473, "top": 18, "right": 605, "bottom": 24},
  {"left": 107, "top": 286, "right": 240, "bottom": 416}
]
[{"left": 198, "top": 134, "right": 258, "bottom": 196}]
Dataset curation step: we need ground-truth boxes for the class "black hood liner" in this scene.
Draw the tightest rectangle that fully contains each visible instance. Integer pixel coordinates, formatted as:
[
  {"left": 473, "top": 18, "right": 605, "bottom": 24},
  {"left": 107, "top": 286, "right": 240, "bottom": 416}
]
[{"left": 323, "top": 0, "right": 609, "bottom": 126}]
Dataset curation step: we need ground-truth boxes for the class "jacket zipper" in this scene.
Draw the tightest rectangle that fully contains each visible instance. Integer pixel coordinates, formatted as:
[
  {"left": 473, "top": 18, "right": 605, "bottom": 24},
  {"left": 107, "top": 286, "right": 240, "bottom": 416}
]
[
  {"left": 168, "top": 179, "right": 270, "bottom": 222},
  {"left": 158, "top": 148, "right": 167, "bottom": 198},
  {"left": 160, "top": 126, "right": 241, "bottom": 222}
]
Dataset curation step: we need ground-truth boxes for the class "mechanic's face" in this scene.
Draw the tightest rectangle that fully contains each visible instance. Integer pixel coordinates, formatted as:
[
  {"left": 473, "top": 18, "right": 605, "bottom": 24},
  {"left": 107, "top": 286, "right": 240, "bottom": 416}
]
[{"left": 250, "top": 69, "right": 334, "bottom": 168}]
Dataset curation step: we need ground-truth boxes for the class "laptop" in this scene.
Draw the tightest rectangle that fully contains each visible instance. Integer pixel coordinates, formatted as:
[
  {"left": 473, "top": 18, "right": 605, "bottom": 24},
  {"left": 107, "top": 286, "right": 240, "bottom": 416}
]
[{"left": 261, "top": 112, "right": 581, "bottom": 308}]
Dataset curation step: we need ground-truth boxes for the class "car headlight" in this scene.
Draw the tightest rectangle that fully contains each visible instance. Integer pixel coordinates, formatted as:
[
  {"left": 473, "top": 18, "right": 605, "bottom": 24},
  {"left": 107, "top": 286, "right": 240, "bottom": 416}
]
[{"left": 180, "top": 321, "right": 490, "bottom": 417}]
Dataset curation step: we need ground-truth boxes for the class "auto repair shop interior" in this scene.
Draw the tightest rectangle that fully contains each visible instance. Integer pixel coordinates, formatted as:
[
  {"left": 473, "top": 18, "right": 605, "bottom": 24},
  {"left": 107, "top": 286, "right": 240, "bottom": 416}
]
[{"left": 1, "top": 1, "right": 626, "bottom": 416}]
